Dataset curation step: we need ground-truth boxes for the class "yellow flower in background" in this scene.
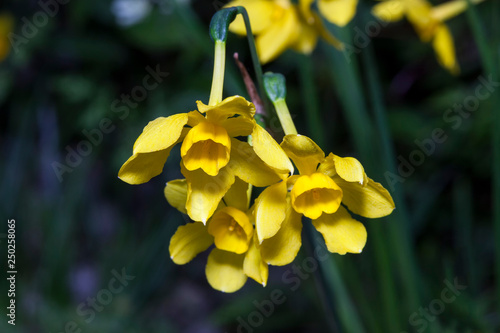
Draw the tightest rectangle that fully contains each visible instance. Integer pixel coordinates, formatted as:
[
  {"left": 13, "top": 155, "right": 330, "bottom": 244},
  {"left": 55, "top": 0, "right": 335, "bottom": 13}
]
[
  {"left": 166, "top": 178, "right": 268, "bottom": 292},
  {"left": 226, "top": 0, "right": 344, "bottom": 64},
  {"left": 301, "top": 0, "right": 358, "bottom": 27},
  {"left": 254, "top": 135, "right": 395, "bottom": 265},
  {"left": 0, "top": 13, "right": 14, "bottom": 62},
  {"left": 118, "top": 95, "right": 293, "bottom": 223},
  {"left": 372, "top": 0, "right": 486, "bottom": 74}
]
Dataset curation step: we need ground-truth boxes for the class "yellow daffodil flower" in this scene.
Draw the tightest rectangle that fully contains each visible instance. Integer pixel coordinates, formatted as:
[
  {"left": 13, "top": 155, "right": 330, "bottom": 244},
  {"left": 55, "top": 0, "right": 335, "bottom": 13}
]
[
  {"left": 372, "top": 0, "right": 485, "bottom": 74},
  {"left": 255, "top": 134, "right": 395, "bottom": 265},
  {"left": 0, "top": 13, "right": 14, "bottom": 62},
  {"left": 166, "top": 178, "right": 268, "bottom": 292},
  {"left": 226, "top": 0, "right": 343, "bottom": 64},
  {"left": 118, "top": 95, "right": 293, "bottom": 223},
  {"left": 301, "top": 0, "right": 359, "bottom": 27}
]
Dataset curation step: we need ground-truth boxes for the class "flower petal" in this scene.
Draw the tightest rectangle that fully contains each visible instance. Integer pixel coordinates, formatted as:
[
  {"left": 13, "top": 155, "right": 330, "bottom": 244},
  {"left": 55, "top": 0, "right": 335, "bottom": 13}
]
[
  {"left": 335, "top": 177, "right": 395, "bottom": 218},
  {"left": 318, "top": 0, "right": 358, "bottom": 27},
  {"left": 133, "top": 113, "right": 188, "bottom": 154},
  {"left": 310, "top": 11, "right": 344, "bottom": 50},
  {"left": 371, "top": 0, "right": 404, "bottom": 22},
  {"left": 226, "top": 0, "right": 275, "bottom": 35},
  {"left": 169, "top": 222, "right": 213, "bottom": 265},
  {"left": 432, "top": 24, "right": 459, "bottom": 74},
  {"left": 281, "top": 134, "right": 324, "bottom": 175},
  {"left": 292, "top": 19, "right": 318, "bottom": 54},
  {"left": 260, "top": 198, "right": 303, "bottom": 266},
  {"left": 223, "top": 177, "right": 250, "bottom": 211},
  {"left": 254, "top": 181, "right": 288, "bottom": 242},
  {"left": 197, "top": 96, "right": 255, "bottom": 123},
  {"left": 405, "top": 1, "right": 435, "bottom": 42},
  {"left": 181, "top": 121, "right": 231, "bottom": 176},
  {"left": 320, "top": 153, "right": 366, "bottom": 185},
  {"left": 206, "top": 249, "right": 247, "bottom": 293},
  {"left": 244, "top": 232, "right": 269, "bottom": 286},
  {"left": 208, "top": 207, "right": 253, "bottom": 254},
  {"left": 220, "top": 117, "right": 255, "bottom": 137},
  {"left": 229, "top": 139, "right": 283, "bottom": 187},
  {"left": 291, "top": 173, "right": 343, "bottom": 220},
  {"left": 255, "top": 6, "right": 300, "bottom": 64},
  {"left": 252, "top": 124, "right": 294, "bottom": 175},
  {"left": 312, "top": 206, "right": 367, "bottom": 254},
  {"left": 118, "top": 150, "right": 169, "bottom": 185},
  {"left": 164, "top": 179, "right": 188, "bottom": 215},
  {"left": 182, "top": 162, "right": 236, "bottom": 223}
]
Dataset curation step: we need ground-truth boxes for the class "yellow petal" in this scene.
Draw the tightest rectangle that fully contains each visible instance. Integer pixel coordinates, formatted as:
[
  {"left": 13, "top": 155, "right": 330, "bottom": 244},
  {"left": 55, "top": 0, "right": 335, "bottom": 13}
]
[
  {"left": 243, "top": 232, "right": 269, "bottom": 286},
  {"left": 335, "top": 177, "right": 395, "bottom": 218},
  {"left": 181, "top": 121, "right": 231, "bottom": 176},
  {"left": 323, "top": 153, "right": 367, "bottom": 184},
  {"left": 371, "top": 0, "right": 404, "bottom": 22},
  {"left": 310, "top": 11, "right": 344, "bottom": 50},
  {"left": 292, "top": 22, "right": 319, "bottom": 54},
  {"left": 118, "top": 150, "right": 169, "bottom": 184},
  {"left": 182, "top": 163, "right": 236, "bottom": 223},
  {"left": 206, "top": 249, "right": 247, "bottom": 293},
  {"left": 208, "top": 207, "right": 253, "bottom": 254},
  {"left": 312, "top": 206, "right": 367, "bottom": 254},
  {"left": 227, "top": 0, "right": 276, "bottom": 35},
  {"left": 186, "top": 110, "right": 206, "bottom": 127},
  {"left": 197, "top": 96, "right": 255, "bottom": 123},
  {"left": 169, "top": 223, "right": 213, "bottom": 265},
  {"left": 281, "top": 134, "right": 325, "bottom": 175},
  {"left": 260, "top": 198, "right": 303, "bottom": 266},
  {"left": 252, "top": 124, "right": 294, "bottom": 175},
  {"left": 299, "top": 0, "right": 316, "bottom": 24},
  {"left": 254, "top": 181, "right": 288, "bottom": 242},
  {"left": 164, "top": 179, "right": 188, "bottom": 215},
  {"left": 223, "top": 177, "right": 250, "bottom": 211},
  {"left": 256, "top": 6, "right": 301, "bottom": 64},
  {"left": 318, "top": 0, "right": 358, "bottom": 27},
  {"left": 431, "top": 0, "right": 474, "bottom": 22},
  {"left": 132, "top": 113, "right": 188, "bottom": 154},
  {"left": 405, "top": 1, "right": 436, "bottom": 42},
  {"left": 228, "top": 139, "right": 283, "bottom": 187},
  {"left": 291, "top": 173, "right": 343, "bottom": 220},
  {"left": 432, "top": 24, "right": 459, "bottom": 74},
  {"left": 220, "top": 117, "right": 255, "bottom": 137}
]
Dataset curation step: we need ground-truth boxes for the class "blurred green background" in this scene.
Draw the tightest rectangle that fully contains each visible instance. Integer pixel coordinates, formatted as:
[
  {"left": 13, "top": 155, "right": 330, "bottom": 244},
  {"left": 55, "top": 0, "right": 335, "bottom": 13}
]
[{"left": 1, "top": 0, "right": 499, "bottom": 332}]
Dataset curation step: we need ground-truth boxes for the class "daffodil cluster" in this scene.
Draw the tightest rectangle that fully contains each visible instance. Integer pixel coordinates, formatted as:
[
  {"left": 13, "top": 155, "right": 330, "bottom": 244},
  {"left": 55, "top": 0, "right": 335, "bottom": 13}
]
[
  {"left": 225, "top": 0, "right": 359, "bottom": 63},
  {"left": 118, "top": 7, "right": 395, "bottom": 292}
]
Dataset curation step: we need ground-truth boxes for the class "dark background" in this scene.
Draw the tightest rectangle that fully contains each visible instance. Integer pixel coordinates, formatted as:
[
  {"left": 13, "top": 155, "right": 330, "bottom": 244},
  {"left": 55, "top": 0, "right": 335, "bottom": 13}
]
[{"left": 0, "top": 0, "right": 498, "bottom": 332}]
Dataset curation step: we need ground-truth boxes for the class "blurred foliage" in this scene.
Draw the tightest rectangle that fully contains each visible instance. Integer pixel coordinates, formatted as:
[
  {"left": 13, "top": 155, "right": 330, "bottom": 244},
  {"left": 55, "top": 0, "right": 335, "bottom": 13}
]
[{"left": 0, "top": 0, "right": 499, "bottom": 332}]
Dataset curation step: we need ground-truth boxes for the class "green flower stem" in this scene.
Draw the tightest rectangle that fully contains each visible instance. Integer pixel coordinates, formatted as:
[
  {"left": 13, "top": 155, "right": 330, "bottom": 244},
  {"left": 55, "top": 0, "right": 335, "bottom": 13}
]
[
  {"left": 303, "top": 224, "right": 340, "bottom": 333},
  {"left": 208, "top": 40, "right": 226, "bottom": 106},
  {"left": 263, "top": 72, "right": 297, "bottom": 135},
  {"left": 304, "top": 223, "right": 366, "bottom": 333},
  {"left": 273, "top": 99, "right": 297, "bottom": 135},
  {"left": 361, "top": 41, "right": 421, "bottom": 317},
  {"left": 298, "top": 54, "right": 326, "bottom": 147},
  {"left": 235, "top": 7, "right": 266, "bottom": 107},
  {"left": 327, "top": 19, "right": 420, "bottom": 329},
  {"left": 465, "top": 0, "right": 500, "bottom": 313}
]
